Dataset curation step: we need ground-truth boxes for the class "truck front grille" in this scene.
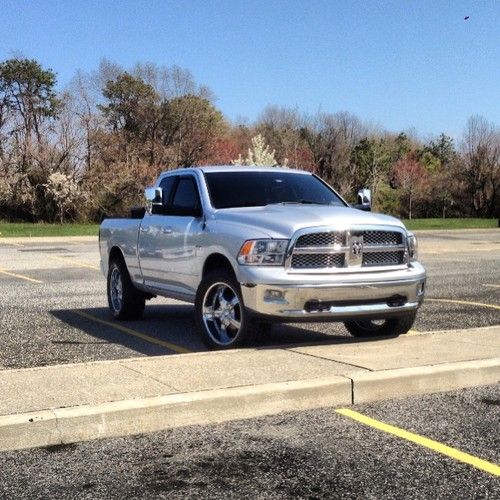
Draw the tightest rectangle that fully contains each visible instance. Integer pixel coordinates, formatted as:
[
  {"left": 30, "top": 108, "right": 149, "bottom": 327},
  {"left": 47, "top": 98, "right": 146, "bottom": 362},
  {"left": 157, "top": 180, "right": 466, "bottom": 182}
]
[
  {"left": 288, "top": 228, "right": 407, "bottom": 271},
  {"left": 362, "top": 251, "right": 405, "bottom": 267},
  {"left": 362, "top": 230, "right": 403, "bottom": 246},
  {"left": 291, "top": 253, "right": 345, "bottom": 269},
  {"left": 295, "top": 232, "right": 344, "bottom": 247}
]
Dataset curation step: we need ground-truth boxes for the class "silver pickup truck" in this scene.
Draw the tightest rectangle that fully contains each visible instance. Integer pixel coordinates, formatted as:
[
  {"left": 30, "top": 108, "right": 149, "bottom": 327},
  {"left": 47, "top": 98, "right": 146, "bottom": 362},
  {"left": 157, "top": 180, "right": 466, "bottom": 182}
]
[{"left": 99, "top": 166, "right": 426, "bottom": 349}]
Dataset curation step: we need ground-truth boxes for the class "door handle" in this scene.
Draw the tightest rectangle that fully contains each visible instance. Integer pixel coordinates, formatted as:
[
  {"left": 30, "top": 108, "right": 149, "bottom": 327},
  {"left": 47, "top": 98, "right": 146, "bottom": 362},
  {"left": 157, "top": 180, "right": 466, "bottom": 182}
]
[
  {"left": 140, "top": 226, "right": 150, "bottom": 233},
  {"left": 161, "top": 227, "right": 173, "bottom": 234}
]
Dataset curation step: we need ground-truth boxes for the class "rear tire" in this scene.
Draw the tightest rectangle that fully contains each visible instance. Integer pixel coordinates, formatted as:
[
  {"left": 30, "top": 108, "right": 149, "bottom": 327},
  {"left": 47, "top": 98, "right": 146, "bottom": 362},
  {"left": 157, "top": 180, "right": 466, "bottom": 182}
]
[
  {"left": 107, "top": 258, "right": 146, "bottom": 320},
  {"left": 344, "top": 312, "right": 416, "bottom": 338},
  {"left": 195, "top": 270, "right": 256, "bottom": 349}
]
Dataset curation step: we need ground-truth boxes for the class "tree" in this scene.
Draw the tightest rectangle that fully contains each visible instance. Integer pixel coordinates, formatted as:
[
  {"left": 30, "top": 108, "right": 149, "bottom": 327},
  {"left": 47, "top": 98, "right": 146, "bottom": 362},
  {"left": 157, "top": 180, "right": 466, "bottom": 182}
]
[
  {"left": 43, "top": 172, "right": 86, "bottom": 223},
  {"left": 233, "top": 134, "right": 277, "bottom": 166},
  {"left": 100, "top": 72, "right": 157, "bottom": 135},
  {"left": 162, "top": 94, "right": 225, "bottom": 167},
  {"left": 301, "top": 111, "right": 365, "bottom": 196},
  {"left": 0, "top": 58, "right": 59, "bottom": 159},
  {"left": 460, "top": 115, "right": 500, "bottom": 217},
  {"left": 392, "top": 156, "right": 428, "bottom": 219},
  {"left": 351, "top": 137, "right": 391, "bottom": 206}
]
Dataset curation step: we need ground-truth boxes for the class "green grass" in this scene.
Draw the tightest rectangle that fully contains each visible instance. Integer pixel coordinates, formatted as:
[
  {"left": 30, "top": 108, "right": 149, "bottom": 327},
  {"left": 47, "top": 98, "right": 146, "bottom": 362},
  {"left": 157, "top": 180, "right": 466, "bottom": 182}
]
[
  {"left": 0, "top": 223, "right": 99, "bottom": 238},
  {"left": 0, "top": 218, "right": 497, "bottom": 237},
  {"left": 403, "top": 218, "right": 498, "bottom": 230}
]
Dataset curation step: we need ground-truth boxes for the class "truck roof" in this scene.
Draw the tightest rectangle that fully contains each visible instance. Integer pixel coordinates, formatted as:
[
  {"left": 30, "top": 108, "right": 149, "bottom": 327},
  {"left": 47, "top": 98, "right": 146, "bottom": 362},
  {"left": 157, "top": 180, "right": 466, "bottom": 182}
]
[{"left": 160, "top": 165, "right": 312, "bottom": 176}]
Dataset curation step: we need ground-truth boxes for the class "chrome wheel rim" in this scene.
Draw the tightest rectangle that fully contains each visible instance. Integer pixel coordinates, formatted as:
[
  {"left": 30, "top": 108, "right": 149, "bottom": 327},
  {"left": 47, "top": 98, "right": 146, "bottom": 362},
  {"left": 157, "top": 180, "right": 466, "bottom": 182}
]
[
  {"left": 110, "top": 267, "right": 123, "bottom": 313},
  {"left": 202, "top": 282, "right": 241, "bottom": 346}
]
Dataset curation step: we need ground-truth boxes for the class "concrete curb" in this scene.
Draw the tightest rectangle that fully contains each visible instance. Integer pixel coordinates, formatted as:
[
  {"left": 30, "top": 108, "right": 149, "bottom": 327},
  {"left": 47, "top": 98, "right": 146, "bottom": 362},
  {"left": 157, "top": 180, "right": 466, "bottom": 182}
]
[
  {"left": 351, "top": 358, "right": 500, "bottom": 403},
  {"left": 1, "top": 358, "right": 499, "bottom": 452}
]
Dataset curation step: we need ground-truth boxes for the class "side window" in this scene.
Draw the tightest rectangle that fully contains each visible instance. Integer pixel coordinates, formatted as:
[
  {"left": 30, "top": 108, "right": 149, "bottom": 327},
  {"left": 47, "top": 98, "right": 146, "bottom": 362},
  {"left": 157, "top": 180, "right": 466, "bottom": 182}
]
[
  {"left": 171, "top": 177, "right": 200, "bottom": 210},
  {"left": 159, "top": 176, "right": 176, "bottom": 205}
]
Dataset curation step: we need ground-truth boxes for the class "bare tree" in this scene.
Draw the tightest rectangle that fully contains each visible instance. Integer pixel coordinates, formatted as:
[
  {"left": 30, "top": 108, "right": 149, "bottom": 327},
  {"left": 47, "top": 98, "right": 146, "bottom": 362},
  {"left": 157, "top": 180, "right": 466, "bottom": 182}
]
[{"left": 461, "top": 115, "right": 500, "bottom": 217}]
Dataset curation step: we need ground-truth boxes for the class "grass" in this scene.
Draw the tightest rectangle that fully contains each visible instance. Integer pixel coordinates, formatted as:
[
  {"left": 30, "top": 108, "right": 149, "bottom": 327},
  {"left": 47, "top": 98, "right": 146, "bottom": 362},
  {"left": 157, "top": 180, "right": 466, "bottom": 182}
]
[
  {"left": 403, "top": 218, "right": 498, "bottom": 230},
  {"left": 0, "top": 218, "right": 497, "bottom": 237},
  {"left": 0, "top": 223, "right": 99, "bottom": 238}
]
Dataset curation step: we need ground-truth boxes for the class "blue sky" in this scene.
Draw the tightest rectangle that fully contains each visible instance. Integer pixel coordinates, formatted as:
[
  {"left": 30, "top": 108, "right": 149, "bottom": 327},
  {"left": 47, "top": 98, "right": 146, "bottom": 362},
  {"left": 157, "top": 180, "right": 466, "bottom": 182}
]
[{"left": 1, "top": 0, "right": 498, "bottom": 137}]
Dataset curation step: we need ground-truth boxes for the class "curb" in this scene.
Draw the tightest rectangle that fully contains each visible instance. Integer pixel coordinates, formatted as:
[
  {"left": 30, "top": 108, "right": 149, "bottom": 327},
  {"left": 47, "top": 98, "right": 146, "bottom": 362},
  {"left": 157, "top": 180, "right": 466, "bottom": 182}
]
[
  {"left": 1, "top": 358, "right": 499, "bottom": 452},
  {"left": 351, "top": 358, "right": 500, "bottom": 403},
  {"left": 0, "top": 377, "right": 351, "bottom": 452}
]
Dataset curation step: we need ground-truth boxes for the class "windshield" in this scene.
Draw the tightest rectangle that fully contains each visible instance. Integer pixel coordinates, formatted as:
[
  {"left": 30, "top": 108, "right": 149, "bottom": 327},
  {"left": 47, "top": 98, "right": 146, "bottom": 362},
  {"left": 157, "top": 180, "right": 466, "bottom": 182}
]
[{"left": 204, "top": 171, "right": 346, "bottom": 209}]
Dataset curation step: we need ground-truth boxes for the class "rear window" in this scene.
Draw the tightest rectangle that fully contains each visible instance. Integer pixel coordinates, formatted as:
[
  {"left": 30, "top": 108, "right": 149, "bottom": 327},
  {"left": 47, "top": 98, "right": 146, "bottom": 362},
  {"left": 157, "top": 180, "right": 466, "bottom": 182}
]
[{"left": 204, "top": 171, "right": 346, "bottom": 209}]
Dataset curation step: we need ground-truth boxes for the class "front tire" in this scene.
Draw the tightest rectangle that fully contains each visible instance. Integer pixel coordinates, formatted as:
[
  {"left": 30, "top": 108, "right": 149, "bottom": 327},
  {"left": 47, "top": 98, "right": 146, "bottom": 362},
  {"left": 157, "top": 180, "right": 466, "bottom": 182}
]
[
  {"left": 344, "top": 312, "right": 416, "bottom": 338},
  {"left": 107, "top": 258, "right": 146, "bottom": 320},
  {"left": 195, "top": 270, "right": 256, "bottom": 349}
]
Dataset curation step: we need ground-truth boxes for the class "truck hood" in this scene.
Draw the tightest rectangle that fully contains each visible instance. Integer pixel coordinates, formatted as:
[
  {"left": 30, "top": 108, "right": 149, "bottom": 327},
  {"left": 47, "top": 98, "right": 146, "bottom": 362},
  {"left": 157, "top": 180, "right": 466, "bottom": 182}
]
[{"left": 214, "top": 205, "right": 406, "bottom": 239}]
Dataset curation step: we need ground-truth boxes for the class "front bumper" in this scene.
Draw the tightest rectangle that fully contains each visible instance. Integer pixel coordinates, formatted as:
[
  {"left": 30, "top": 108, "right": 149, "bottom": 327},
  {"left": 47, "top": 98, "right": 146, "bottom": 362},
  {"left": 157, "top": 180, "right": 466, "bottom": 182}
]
[{"left": 239, "top": 263, "right": 426, "bottom": 322}]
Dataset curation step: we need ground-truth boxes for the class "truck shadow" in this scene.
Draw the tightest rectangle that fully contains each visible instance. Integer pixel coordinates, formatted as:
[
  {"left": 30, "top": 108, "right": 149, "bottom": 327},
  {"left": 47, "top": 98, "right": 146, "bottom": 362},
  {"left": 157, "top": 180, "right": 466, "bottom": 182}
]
[{"left": 50, "top": 305, "right": 393, "bottom": 357}]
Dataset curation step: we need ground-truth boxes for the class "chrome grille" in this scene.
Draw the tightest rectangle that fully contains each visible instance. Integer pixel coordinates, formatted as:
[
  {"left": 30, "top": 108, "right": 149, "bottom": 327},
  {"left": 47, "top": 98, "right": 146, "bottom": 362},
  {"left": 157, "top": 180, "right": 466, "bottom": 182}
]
[
  {"left": 362, "top": 251, "right": 405, "bottom": 267},
  {"left": 295, "top": 232, "right": 344, "bottom": 247},
  {"left": 363, "top": 231, "right": 403, "bottom": 246},
  {"left": 289, "top": 227, "right": 407, "bottom": 271},
  {"left": 291, "top": 254, "right": 345, "bottom": 269}
]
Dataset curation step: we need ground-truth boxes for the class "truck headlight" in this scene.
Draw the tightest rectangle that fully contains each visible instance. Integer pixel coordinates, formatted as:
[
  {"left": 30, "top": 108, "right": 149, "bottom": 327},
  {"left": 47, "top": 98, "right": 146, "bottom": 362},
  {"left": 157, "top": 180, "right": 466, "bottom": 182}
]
[
  {"left": 237, "top": 239, "right": 289, "bottom": 265},
  {"left": 407, "top": 233, "right": 418, "bottom": 261}
]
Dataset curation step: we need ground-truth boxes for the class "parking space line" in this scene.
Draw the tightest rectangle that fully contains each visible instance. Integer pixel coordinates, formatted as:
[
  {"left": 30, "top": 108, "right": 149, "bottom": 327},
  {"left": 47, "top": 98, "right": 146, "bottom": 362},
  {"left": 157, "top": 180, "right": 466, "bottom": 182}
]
[
  {"left": 73, "top": 310, "right": 192, "bottom": 354},
  {"left": 336, "top": 408, "right": 500, "bottom": 477},
  {"left": 0, "top": 268, "right": 43, "bottom": 283},
  {"left": 46, "top": 254, "right": 100, "bottom": 271},
  {"left": 483, "top": 284, "right": 500, "bottom": 289},
  {"left": 426, "top": 298, "right": 500, "bottom": 311},
  {"left": 0, "top": 240, "right": 23, "bottom": 247}
]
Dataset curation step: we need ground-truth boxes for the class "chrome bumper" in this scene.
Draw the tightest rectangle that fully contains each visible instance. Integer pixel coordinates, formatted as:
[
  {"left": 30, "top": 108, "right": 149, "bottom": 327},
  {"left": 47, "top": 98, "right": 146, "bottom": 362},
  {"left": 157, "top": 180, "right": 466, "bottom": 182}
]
[{"left": 239, "top": 264, "right": 426, "bottom": 321}]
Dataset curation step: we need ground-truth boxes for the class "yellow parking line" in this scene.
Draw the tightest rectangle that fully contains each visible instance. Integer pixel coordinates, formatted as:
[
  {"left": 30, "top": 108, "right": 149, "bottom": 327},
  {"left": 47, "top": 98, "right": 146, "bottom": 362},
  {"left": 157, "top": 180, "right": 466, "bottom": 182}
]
[
  {"left": 336, "top": 408, "right": 500, "bottom": 476},
  {"left": 0, "top": 268, "right": 42, "bottom": 283},
  {"left": 73, "top": 310, "right": 192, "bottom": 354},
  {"left": 426, "top": 298, "right": 500, "bottom": 311},
  {"left": 46, "top": 254, "right": 100, "bottom": 271}
]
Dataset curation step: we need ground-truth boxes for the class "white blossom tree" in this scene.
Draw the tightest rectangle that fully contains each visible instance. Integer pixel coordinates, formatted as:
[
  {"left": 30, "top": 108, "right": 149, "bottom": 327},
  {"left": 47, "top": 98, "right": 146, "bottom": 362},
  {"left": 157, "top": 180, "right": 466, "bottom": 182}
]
[
  {"left": 44, "top": 172, "right": 85, "bottom": 223},
  {"left": 233, "top": 134, "right": 277, "bottom": 166}
]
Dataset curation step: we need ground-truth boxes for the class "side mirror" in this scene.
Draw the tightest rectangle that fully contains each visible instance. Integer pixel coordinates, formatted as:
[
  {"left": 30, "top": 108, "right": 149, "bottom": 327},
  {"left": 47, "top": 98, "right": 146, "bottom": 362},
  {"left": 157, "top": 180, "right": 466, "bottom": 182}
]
[
  {"left": 144, "top": 187, "right": 163, "bottom": 214},
  {"left": 354, "top": 188, "right": 371, "bottom": 211}
]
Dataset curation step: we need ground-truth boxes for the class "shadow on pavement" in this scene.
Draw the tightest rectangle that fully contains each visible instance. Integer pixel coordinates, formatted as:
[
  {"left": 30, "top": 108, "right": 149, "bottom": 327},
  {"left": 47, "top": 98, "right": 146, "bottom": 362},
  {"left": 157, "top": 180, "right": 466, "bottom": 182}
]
[{"left": 50, "top": 304, "right": 395, "bottom": 358}]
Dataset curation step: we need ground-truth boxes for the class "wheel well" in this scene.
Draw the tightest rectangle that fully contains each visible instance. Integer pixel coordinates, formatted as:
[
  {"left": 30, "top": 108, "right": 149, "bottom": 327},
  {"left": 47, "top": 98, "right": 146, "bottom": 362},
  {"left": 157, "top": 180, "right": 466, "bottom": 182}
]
[
  {"left": 202, "top": 253, "right": 236, "bottom": 280},
  {"left": 109, "top": 246, "right": 125, "bottom": 267}
]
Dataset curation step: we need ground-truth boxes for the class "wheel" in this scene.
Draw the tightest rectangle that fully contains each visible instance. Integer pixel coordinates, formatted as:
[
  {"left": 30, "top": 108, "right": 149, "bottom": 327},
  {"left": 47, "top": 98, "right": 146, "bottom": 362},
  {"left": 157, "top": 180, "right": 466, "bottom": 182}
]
[
  {"left": 195, "top": 270, "right": 256, "bottom": 349},
  {"left": 107, "top": 258, "right": 146, "bottom": 320},
  {"left": 344, "top": 312, "right": 416, "bottom": 338}
]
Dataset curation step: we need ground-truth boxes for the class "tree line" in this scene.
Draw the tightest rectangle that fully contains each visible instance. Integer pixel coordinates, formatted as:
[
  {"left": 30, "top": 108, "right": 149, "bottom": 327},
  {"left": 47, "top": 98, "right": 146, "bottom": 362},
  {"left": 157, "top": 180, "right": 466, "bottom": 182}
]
[{"left": 0, "top": 57, "right": 498, "bottom": 222}]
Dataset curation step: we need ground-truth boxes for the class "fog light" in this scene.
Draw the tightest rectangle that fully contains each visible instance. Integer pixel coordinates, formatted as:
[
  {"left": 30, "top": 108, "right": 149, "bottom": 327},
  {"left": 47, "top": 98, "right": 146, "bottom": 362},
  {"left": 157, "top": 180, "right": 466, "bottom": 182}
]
[{"left": 264, "top": 289, "right": 285, "bottom": 301}]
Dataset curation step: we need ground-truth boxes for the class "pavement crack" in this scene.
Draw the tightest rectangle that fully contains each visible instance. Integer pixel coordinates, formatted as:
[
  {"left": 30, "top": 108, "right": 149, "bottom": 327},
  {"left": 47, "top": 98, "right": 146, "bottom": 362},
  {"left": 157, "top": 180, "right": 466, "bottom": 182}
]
[
  {"left": 50, "top": 408, "right": 64, "bottom": 445},
  {"left": 119, "top": 362, "right": 181, "bottom": 392},
  {"left": 285, "top": 348, "right": 373, "bottom": 372}
]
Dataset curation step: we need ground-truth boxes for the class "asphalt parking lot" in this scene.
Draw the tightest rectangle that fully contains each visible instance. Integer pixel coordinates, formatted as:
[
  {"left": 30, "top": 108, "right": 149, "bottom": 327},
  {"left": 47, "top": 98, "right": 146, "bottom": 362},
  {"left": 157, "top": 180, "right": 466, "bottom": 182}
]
[
  {"left": 0, "top": 229, "right": 499, "bottom": 369},
  {"left": 1, "top": 384, "right": 498, "bottom": 499}
]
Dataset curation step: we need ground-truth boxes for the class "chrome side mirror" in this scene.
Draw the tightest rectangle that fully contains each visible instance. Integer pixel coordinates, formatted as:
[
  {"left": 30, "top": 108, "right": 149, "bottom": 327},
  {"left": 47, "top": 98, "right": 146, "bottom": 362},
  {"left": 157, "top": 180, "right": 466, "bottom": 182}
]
[
  {"left": 355, "top": 188, "right": 371, "bottom": 211},
  {"left": 144, "top": 187, "right": 163, "bottom": 214}
]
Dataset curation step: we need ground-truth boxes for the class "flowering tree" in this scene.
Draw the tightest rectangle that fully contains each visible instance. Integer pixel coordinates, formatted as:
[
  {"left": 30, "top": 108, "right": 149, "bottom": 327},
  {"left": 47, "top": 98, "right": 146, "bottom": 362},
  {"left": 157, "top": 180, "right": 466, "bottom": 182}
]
[
  {"left": 233, "top": 134, "right": 277, "bottom": 166},
  {"left": 393, "top": 157, "right": 428, "bottom": 219},
  {"left": 44, "top": 172, "right": 85, "bottom": 223}
]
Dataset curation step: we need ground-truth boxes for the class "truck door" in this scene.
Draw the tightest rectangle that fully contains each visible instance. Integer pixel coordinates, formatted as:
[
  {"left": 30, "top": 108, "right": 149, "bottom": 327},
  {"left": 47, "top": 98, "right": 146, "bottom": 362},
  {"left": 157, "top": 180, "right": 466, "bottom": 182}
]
[
  {"left": 137, "top": 175, "right": 176, "bottom": 287},
  {"left": 138, "top": 175, "right": 204, "bottom": 298}
]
